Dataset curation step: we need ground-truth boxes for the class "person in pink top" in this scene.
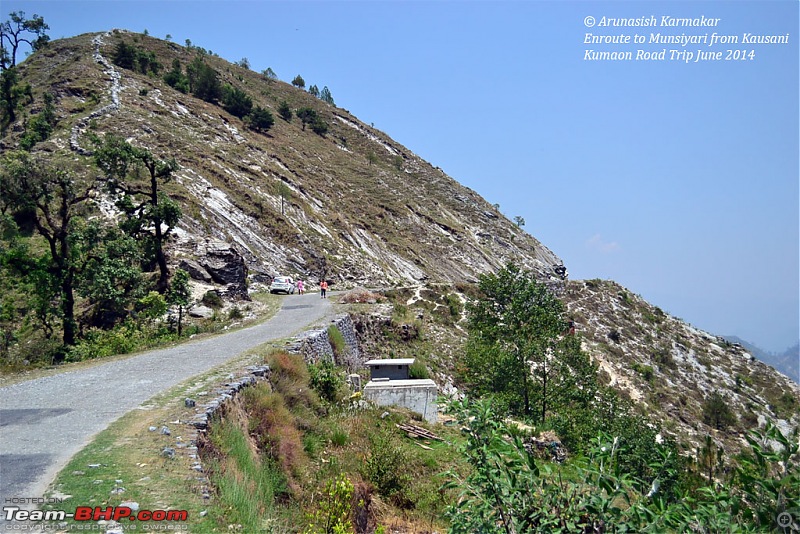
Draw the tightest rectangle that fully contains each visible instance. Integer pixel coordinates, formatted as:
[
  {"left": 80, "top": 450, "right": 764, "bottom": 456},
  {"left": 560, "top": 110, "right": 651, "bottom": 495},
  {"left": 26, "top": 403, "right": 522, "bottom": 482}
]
[{"left": 297, "top": 279, "right": 304, "bottom": 295}]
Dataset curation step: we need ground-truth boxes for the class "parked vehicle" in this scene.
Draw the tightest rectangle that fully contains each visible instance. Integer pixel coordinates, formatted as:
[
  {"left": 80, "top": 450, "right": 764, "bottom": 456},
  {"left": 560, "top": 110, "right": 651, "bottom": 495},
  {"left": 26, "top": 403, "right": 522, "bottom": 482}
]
[{"left": 270, "top": 276, "right": 295, "bottom": 294}]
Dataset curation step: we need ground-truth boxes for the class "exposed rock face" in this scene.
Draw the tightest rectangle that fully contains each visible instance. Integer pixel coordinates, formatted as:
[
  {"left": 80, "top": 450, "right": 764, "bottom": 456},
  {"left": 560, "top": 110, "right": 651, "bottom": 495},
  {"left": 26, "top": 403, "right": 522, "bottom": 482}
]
[{"left": 178, "top": 258, "right": 212, "bottom": 283}]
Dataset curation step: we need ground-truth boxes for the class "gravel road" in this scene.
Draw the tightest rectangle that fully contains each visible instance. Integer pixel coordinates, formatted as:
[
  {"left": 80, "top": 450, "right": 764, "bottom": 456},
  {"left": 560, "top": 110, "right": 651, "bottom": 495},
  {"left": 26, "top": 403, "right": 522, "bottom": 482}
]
[{"left": 0, "top": 292, "right": 334, "bottom": 523}]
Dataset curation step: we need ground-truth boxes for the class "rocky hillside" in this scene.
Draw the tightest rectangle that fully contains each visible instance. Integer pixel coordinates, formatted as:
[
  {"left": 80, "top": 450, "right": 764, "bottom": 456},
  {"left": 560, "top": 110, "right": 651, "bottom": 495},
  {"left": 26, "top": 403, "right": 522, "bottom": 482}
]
[
  {"left": 2, "top": 30, "right": 564, "bottom": 289},
  {"left": 4, "top": 30, "right": 797, "bottom": 454},
  {"left": 563, "top": 279, "right": 800, "bottom": 453}
]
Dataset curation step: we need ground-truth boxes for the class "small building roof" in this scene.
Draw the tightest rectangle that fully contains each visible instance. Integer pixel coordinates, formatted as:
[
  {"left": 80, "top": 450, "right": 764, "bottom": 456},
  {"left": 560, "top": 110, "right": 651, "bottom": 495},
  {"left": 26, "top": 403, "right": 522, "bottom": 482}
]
[
  {"left": 364, "top": 358, "right": 415, "bottom": 367},
  {"left": 364, "top": 379, "right": 437, "bottom": 388}
]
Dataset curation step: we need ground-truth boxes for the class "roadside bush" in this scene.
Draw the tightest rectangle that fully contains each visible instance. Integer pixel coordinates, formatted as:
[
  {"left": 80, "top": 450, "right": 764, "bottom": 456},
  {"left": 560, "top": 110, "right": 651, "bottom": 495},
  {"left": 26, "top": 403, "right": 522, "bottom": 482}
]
[{"left": 309, "top": 359, "right": 345, "bottom": 404}]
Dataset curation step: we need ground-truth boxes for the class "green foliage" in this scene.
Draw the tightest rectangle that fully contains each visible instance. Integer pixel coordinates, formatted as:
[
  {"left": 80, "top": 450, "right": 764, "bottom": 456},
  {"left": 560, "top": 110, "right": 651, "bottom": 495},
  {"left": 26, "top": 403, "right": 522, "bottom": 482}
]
[
  {"left": 1, "top": 11, "right": 50, "bottom": 69},
  {"left": 308, "top": 84, "right": 320, "bottom": 98},
  {"left": 73, "top": 221, "right": 146, "bottom": 326},
  {"left": 327, "top": 325, "right": 346, "bottom": 357},
  {"left": 186, "top": 55, "right": 220, "bottom": 102},
  {"left": 0, "top": 151, "right": 94, "bottom": 351},
  {"left": 408, "top": 360, "right": 430, "bottom": 379},
  {"left": 631, "top": 361, "right": 654, "bottom": 381},
  {"left": 166, "top": 269, "right": 190, "bottom": 335},
  {"left": 111, "top": 40, "right": 161, "bottom": 75},
  {"left": 311, "top": 116, "right": 329, "bottom": 136},
  {"left": 362, "top": 428, "right": 412, "bottom": 506},
  {"left": 461, "top": 263, "right": 594, "bottom": 422},
  {"left": 309, "top": 359, "right": 345, "bottom": 404},
  {"left": 292, "top": 74, "right": 306, "bottom": 89},
  {"left": 92, "top": 133, "right": 180, "bottom": 292},
  {"left": 221, "top": 83, "right": 252, "bottom": 118},
  {"left": 320, "top": 86, "right": 334, "bottom": 105},
  {"left": 67, "top": 321, "right": 144, "bottom": 361},
  {"left": 137, "top": 291, "right": 166, "bottom": 322},
  {"left": 19, "top": 91, "right": 56, "bottom": 150},
  {"left": 262, "top": 67, "right": 277, "bottom": 81},
  {"left": 444, "top": 398, "right": 800, "bottom": 533},
  {"left": 247, "top": 105, "right": 274, "bottom": 133},
  {"left": 1, "top": 66, "right": 33, "bottom": 127},
  {"left": 296, "top": 107, "right": 318, "bottom": 131},
  {"left": 278, "top": 100, "right": 292, "bottom": 121},
  {"left": 702, "top": 390, "right": 737, "bottom": 430},
  {"left": 163, "top": 58, "right": 189, "bottom": 93},
  {"left": 303, "top": 473, "right": 354, "bottom": 534}
]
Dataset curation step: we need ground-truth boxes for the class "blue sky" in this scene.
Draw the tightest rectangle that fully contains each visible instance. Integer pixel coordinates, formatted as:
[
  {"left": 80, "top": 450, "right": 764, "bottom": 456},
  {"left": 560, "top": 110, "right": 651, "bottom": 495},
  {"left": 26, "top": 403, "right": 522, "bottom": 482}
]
[{"left": 4, "top": 0, "right": 798, "bottom": 353}]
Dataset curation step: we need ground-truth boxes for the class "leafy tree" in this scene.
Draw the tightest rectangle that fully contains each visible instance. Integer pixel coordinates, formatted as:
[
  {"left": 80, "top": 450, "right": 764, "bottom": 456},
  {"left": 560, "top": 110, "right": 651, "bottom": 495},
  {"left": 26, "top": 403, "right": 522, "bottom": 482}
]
[
  {"left": 235, "top": 57, "right": 250, "bottom": 70},
  {"left": 221, "top": 84, "right": 252, "bottom": 118},
  {"left": 461, "top": 263, "right": 573, "bottom": 421},
  {"left": 308, "top": 84, "right": 319, "bottom": 98},
  {"left": 0, "top": 11, "right": 50, "bottom": 70},
  {"left": 278, "top": 100, "right": 292, "bottom": 122},
  {"left": 262, "top": 67, "right": 277, "bottom": 81},
  {"left": 0, "top": 152, "right": 94, "bottom": 355},
  {"left": 513, "top": 215, "right": 525, "bottom": 228},
  {"left": 291, "top": 74, "right": 305, "bottom": 89},
  {"left": 296, "top": 107, "right": 317, "bottom": 131},
  {"left": 320, "top": 86, "right": 334, "bottom": 105},
  {"left": 166, "top": 268, "right": 190, "bottom": 336},
  {"left": 73, "top": 221, "right": 145, "bottom": 327},
  {"left": 112, "top": 41, "right": 136, "bottom": 70},
  {"left": 19, "top": 91, "right": 56, "bottom": 150},
  {"left": 93, "top": 134, "right": 180, "bottom": 293},
  {"left": 246, "top": 106, "right": 274, "bottom": 133},
  {"left": 310, "top": 116, "right": 329, "bottom": 136},
  {"left": 163, "top": 58, "right": 189, "bottom": 93},
  {"left": 702, "top": 390, "right": 737, "bottom": 430},
  {"left": 186, "top": 56, "right": 220, "bottom": 102},
  {"left": 1, "top": 66, "right": 32, "bottom": 126}
]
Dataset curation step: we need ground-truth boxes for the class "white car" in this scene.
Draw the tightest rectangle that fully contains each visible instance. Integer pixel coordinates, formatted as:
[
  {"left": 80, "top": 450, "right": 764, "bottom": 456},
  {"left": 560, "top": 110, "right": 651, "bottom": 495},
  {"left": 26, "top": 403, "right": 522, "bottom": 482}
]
[{"left": 270, "top": 276, "right": 295, "bottom": 294}]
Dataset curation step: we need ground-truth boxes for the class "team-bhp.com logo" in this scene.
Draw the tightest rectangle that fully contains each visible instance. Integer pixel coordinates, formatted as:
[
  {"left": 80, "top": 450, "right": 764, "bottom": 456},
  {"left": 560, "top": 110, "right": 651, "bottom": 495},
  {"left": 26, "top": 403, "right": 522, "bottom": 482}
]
[{"left": 3, "top": 505, "right": 188, "bottom": 523}]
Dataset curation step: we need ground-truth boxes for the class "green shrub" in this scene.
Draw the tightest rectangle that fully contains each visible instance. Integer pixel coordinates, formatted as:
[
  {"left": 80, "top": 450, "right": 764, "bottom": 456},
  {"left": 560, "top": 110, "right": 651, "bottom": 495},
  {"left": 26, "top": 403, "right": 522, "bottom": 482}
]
[
  {"left": 308, "top": 359, "right": 344, "bottom": 403},
  {"left": 201, "top": 290, "right": 223, "bottom": 309},
  {"left": 362, "top": 429, "right": 412, "bottom": 507},
  {"left": 408, "top": 360, "right": 430, "bottom": 379}
]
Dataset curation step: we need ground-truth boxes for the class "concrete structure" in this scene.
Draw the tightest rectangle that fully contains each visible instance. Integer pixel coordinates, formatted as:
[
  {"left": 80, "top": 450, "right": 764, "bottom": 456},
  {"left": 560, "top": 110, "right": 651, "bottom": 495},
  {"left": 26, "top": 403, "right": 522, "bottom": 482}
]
[
  {"left": 363, "top": 379, "right": 438, "bottom": 424},
  {"left": 365, "top": 358, "right": 415, "bottom": 380}
]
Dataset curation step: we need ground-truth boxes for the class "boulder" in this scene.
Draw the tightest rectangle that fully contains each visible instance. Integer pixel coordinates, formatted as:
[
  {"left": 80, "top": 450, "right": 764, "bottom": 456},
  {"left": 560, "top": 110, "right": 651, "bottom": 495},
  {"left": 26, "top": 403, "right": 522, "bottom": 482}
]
[
  {"left": 188, "top": 305, "right": 214, "bottom": 319},
  {"left": 199, "top": 241, "right": 247, "bottom": 285},
  {"left": 197, "top": 240, "right": 250, "bottom": 301},
  {"left": 179, "top": 258, "right": 212, "bottom": 282}
]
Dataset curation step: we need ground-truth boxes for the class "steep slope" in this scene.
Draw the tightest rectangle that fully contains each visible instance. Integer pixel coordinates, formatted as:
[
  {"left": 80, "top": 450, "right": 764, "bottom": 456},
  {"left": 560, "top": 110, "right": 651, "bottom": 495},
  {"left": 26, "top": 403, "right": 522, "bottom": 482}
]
[
  {"left": 563, "top": 279, "right": 800, "bottom": 453},
  {"left": 3, "top": 30, "right": 564, "bottom": 288},
  {"left": 723, "top": 337, "right": 799, "bottom": 384}
]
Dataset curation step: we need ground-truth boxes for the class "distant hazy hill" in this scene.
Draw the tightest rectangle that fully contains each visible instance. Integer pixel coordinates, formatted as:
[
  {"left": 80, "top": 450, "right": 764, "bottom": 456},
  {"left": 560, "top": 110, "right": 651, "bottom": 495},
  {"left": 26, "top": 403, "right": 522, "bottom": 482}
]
[{"left": 723, "top": 337, "right": 799, "bottom": 384}]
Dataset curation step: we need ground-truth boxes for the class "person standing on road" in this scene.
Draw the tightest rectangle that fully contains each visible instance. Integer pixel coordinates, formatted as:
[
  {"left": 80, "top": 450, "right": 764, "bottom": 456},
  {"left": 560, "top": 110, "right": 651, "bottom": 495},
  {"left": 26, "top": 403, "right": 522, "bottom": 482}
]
[
  {"left": 297, "top": 279, "right": 304, "bottom": 295},
  {"left": 320, "top": 279, "right": 328, "bottom": 298}
]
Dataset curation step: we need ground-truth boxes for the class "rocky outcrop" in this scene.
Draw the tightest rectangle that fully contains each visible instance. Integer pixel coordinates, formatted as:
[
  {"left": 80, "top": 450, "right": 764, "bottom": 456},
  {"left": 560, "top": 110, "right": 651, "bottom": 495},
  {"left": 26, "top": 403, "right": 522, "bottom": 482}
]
[{"left": 173, "top": 239, "right": 250, "bottom": 301}]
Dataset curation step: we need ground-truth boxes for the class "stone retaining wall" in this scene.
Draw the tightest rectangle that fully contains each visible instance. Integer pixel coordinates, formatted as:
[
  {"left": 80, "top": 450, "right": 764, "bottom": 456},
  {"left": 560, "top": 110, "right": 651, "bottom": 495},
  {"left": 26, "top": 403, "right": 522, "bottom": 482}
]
[{"left": 286, "top": 314, "right": 363, "bottom": 371}]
